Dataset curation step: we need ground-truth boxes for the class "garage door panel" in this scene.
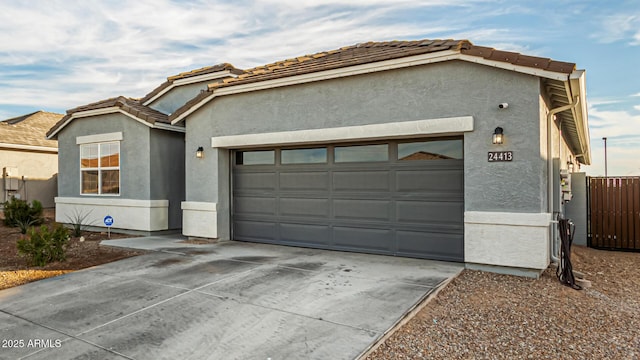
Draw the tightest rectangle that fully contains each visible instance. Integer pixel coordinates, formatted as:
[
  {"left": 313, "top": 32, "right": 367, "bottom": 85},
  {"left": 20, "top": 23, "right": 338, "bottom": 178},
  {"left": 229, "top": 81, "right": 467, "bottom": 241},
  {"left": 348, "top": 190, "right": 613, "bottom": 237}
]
[
  {"left": 333, "top": 227, "right": 393, "bottom": 252},
  {"left": 280, "top": 172, "right": 329, "bottom": 191},
  {"left": 333, "top": 171, "right": 389, "bottom": 192},
  {"left": 395, "top": 169, "right": 464, "bottom": 193},
  {"left": 334, "top": 199, "right": 390, "bottom": 221},
  {"left": 396, "top": 230, "right": 464, "bottom": 261},
  {"left": 232, "top": 139, "right": 464, "bottom": 262},
  {"left": 234, "top": 172, "right": 277, "bottom": 191},
  {"left": 280, "top": 198, "right": 329, "bottom": 218},
  {"left": 396, "top": 201, "right": 463, "bottom": 224},
  {"left": 234, "top": 196, "right": 276, "bottom": 216},
  {"left": 234, "top": 220, "right": 277, "bottom": 242},
  {"left": 280, "top": 223, "right": 330, "bottom": 245}
]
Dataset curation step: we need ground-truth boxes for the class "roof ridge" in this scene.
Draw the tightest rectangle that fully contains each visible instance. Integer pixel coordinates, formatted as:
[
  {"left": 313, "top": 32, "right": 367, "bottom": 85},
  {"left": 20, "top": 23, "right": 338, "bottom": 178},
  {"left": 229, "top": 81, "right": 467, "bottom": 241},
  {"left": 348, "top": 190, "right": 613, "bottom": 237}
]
[
  {"left": 48, "top": 95, "right": 170, "bottom": 139},
  {"left": 206, "top": 38, "right": 470, "bottom": 91},
  {"left": 2, "top": 110, "right": 40, "bottom": 124},
  {"left": 140, "top": 63, "right": 244, "bottom": 105},
  {"left": 166, "top": 62, "right": 240, "bottom": 81}
]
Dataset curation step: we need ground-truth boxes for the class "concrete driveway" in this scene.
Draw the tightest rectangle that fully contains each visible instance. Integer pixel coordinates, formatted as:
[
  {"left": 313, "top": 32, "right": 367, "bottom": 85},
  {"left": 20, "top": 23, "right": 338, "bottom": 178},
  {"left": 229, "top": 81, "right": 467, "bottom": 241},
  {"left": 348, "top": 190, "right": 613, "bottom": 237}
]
[{"left": 0, "top": 237, "right": 463, "bottom": 360}]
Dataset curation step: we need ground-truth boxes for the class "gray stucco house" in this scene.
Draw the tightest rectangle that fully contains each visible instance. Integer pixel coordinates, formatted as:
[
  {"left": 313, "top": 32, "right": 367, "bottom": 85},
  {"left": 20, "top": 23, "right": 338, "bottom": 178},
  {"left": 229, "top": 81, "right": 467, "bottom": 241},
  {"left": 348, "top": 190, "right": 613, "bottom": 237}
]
[
  {"left": 46, "top": 64, "right": 242, "bottom": 232},
  {"left": 49, "top": 39, "right": 591, "bottom": 276}
]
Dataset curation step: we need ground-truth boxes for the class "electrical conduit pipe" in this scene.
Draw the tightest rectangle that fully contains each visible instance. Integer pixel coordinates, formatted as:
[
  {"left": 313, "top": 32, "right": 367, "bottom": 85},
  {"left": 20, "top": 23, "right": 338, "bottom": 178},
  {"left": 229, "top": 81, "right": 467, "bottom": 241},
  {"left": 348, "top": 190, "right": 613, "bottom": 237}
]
[{"left": 547, "top": 96, "right": 580, "bottom": 263}]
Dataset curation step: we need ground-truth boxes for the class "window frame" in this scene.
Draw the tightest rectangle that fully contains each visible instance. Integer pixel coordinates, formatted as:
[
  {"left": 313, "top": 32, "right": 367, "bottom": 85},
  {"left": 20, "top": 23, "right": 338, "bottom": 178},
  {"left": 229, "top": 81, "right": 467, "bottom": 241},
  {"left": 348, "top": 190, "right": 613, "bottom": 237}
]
[
  {"left": 235, "top": 150, "right": 276, "bottom": 165},
  {"left": 80, "top": 141, "right": 121, "bottom": 196},
  {"left": 396, "top": 138, "right": 464, "bottom": 161},
  {"left": 280, "top": 147, "right": 328, "bottom": 165},
  {"left": 334, "top": 143, "right": 389, "bottom": 163}
]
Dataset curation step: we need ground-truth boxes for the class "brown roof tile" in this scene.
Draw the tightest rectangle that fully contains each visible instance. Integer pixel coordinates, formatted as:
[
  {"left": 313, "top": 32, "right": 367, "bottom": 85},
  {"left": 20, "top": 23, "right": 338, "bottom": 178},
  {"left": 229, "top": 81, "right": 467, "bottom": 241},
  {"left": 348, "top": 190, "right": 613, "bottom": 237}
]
[
  {"left": 168, "top": 39, "right": 575, "bottom": 122},
  {"left": 139, "top": 63, "right": 244, "bottom": 104},
  {"left": 204, "top": 39, "right": 472, "bottom": 92},
  {"left": 166, "top": 63, "right": 243, "bottom": 81},
  {"left": 205, "top": 39, "right": 575, "bottom": 92},
  {"left": 0, "top": 111, "right": 61, "bottom": 149},
  {"left": 460, "top": 45, "right": 574, "bottom": 73},
  {"left": 47, "top": 96, "right": 170, "bottom": 138}
]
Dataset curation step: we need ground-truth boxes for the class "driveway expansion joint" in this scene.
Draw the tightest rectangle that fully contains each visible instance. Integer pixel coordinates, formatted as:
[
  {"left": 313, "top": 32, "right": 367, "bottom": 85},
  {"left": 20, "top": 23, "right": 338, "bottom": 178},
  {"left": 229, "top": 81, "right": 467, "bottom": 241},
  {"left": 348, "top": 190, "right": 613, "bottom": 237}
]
[{"left": 0, "top": 309, "right": 134, "bottom": 360}]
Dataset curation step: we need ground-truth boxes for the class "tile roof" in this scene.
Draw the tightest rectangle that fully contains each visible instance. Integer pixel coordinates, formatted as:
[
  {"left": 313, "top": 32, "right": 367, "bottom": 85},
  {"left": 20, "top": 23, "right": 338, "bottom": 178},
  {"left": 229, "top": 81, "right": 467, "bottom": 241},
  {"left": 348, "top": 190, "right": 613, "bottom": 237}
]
[
  {"left": 209, "top": 39, "right": 575, "bottom": 90},
  {"left": 46, "top": 96, "right": 170, "bottom": 139},
  {"left": 139, "top": 63, "right": 244, "bottom": 105},
  {"left": 0, "top": 111, "right": 61, "bottom": 149},
  {"left": 169, "top": 39, "right": 576, "bottom": 122}
]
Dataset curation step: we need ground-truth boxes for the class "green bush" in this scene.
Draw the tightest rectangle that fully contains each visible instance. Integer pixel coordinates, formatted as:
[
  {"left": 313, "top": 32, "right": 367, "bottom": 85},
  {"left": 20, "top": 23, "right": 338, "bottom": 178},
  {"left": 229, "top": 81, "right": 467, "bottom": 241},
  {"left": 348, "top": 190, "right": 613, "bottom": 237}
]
[
  {"left": 17, "top": 224, "right": 70, "bottom": 267},
  {"left": 3, "top": 197, "right": 43, "bottom": 232}
]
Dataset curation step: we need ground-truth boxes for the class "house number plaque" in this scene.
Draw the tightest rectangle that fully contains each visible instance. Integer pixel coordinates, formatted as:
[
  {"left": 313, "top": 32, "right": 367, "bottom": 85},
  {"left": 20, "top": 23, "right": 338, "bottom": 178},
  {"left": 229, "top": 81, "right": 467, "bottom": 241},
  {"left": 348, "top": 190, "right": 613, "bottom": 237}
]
[{"left": 488, "top": 151, "right": 513, "bottom": 162}]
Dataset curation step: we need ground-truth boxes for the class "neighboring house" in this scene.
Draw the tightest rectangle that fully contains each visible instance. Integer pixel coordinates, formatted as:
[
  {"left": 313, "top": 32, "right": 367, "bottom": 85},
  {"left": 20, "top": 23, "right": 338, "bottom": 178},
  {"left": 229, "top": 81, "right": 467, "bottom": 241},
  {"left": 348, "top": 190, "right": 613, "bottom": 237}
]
[
  {"left": 0, "top": 111, "right": 62, "bottom": 208},
  {"left": 46, "top": 64, "right": 243, "bottom": 232},
  {"left": 48, "top": 39, "right": 591, "bottom": 276},
  {"left": 169, "top": 39, "right": 590, "bottom": 276}
]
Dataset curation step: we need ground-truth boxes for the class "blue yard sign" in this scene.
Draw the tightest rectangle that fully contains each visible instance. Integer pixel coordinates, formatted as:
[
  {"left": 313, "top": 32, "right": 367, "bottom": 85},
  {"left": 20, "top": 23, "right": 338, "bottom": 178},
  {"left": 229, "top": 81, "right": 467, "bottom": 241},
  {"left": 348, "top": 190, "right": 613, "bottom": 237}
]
[{"left": 104, "top": 215, "right": 114, "bottom": 227}]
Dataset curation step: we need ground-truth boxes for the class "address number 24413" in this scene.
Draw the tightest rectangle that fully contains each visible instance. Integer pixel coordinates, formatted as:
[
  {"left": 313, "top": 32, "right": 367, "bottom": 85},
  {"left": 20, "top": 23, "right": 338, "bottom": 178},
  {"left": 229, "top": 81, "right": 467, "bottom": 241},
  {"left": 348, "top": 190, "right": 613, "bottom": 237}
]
[{"left": 488, "top": 151, "right": 513, "bottom": 162}]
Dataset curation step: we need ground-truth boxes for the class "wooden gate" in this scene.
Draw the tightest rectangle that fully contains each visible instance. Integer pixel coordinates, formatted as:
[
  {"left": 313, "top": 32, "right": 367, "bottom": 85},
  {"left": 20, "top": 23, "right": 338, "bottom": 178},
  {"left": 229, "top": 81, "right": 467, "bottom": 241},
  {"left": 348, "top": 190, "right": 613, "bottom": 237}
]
[{"left": 588, "top": 177, "right": 640, "bottom": 250}]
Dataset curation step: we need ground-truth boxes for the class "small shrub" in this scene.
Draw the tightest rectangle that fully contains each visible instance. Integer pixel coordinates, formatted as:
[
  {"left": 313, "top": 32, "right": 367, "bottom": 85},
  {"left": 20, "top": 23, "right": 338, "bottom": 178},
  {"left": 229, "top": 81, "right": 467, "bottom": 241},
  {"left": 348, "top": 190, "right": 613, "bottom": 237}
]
[
  {"left": 14, "top": 217, "right": 40, "bottom": 234},
  {"left": 65, "top": 208, "right": 95, "bottom": 237},
  {"left": 3, "top": 197, "right": 43, "bottom": 228},
  {"left": 17, "top": 224, "right": 70, "bottom": 267}
]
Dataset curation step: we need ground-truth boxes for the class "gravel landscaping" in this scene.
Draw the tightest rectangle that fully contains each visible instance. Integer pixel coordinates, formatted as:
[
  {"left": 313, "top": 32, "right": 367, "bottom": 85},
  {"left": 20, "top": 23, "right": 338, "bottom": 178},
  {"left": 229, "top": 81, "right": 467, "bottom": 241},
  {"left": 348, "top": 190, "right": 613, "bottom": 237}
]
[
  {"left": 366, "top": 246, "right": 640, "bottom": 359},
  {"left": 0, "top": 209, "right": 143, "bottom": 290}
]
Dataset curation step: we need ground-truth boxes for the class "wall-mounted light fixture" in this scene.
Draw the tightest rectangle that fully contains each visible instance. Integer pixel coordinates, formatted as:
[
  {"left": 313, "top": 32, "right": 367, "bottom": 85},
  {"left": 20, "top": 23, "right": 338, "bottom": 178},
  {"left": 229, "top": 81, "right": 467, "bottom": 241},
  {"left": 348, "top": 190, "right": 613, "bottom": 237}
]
[
  {"left": 492, "top": 127, "right": 504, "bottom": 145},
  {"left": 196, "top": 146, "right": 204, "bottom": 159}
]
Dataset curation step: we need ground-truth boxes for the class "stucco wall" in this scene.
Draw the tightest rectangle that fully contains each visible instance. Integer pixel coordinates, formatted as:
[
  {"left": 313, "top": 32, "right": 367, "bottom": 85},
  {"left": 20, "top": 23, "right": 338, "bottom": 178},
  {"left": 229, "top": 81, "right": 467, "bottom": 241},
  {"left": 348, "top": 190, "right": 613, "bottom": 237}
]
[
  {"left": 56, "top": 114, "right": 165, "bottom": 231},
  {"left": 149, "top": 82, "right": 209, "bottom": 115},
  {"left": 186, "top": 60, "right": 545, "bottom": 220},
  {"left": 0, "top": 149, "right": 57, "bottom": 207},
  {"left": 150, "top": 128, "right": 185, "bottom": 229},
  {"left": 57, "top": 113, "right": 151, "bottom": 199}
]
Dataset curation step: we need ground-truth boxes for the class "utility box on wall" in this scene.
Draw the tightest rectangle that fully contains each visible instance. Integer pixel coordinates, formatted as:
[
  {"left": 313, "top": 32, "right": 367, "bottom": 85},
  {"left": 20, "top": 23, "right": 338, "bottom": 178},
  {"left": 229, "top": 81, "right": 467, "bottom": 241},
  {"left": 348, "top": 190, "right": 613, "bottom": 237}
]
[
  {"left": 3, "top": 166, "right": 19, "bottom": 191},
  {"left": 564, "top": 172, "right": 587, "bottom": 246},
  {"left": 560, "top": 169, "right": 572, "bottom": 202}
]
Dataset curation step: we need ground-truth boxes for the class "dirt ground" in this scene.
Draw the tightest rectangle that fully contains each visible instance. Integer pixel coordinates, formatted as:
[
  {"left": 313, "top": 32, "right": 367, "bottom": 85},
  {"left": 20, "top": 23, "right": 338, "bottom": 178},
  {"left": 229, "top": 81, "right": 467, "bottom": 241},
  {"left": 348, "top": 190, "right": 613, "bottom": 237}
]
[{"left": 0, "top": 209, "right": 143, "bottom": 290}]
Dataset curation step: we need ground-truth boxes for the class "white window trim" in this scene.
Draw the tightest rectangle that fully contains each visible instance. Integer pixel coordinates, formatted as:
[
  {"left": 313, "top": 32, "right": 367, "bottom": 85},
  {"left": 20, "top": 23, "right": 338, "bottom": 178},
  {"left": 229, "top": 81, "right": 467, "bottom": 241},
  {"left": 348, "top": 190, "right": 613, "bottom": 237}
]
[
  {"left": 77, "top": 132, "right": 123, "bottom": 145},
  {"left": 80, "top": 141, "right": 121, "bottom": 196}
]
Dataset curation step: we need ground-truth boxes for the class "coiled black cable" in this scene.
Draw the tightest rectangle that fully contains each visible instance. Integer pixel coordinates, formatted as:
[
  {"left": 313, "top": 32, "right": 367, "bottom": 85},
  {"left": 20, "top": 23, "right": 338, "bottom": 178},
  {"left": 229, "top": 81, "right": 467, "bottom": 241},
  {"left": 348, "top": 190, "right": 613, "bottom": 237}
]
[{"left": 556, "top": 215, "right": 582, "bottom": 290}]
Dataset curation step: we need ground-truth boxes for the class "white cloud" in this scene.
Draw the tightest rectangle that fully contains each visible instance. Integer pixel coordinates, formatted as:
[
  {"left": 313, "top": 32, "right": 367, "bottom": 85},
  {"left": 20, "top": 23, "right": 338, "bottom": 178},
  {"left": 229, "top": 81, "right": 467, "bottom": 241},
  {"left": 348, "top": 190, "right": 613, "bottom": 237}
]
[
  {"left": 582, "top": 103, "right": 640, "bottom": 176},
  {"left": 0, "top": 0, "right": 480, "bottom": 111},
  {"left": 588, "top": 104, "right": 640, "bottom": 138},
  {"left": 595, "top": 13, "right": 640, "bottom": 44},
  {"left": 588, "top": 98, "right": 623, "bottom": 106},
  {"left": 583, "top": 142, "right": 640, "bottom": 176}
]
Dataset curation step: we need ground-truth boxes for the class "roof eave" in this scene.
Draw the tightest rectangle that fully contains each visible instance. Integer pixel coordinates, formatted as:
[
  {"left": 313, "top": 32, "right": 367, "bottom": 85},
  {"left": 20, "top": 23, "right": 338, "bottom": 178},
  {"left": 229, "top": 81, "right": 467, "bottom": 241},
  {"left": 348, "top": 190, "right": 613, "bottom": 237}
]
[
  {"left": 47, "top": 106, "right": 180, "bottom": 139},
  {"left": 172, "top": 51, "right": 579, "bottom": 125},
  {"left": 568, "top": 70, "right": 591, "bottom": 165},
  {"left": 142, "top": 70, "right": 240, "bottom": 107},
  {"left": 0, "top": 142, "right": 58, "bottom": 153}
]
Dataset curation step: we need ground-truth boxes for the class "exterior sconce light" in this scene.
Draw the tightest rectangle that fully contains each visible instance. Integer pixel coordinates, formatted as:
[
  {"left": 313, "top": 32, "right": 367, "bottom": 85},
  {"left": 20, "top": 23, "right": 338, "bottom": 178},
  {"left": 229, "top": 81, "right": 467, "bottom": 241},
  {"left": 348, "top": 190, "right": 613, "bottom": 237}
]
[
  {"left": 568, "top": 161, "right": 575, "bottom": 173},
  {"left": 196, "top": 146, "right": 204, "bottom": 159},
  {"left": 492, "top": 127, "right": 504, "bottom": 145}
]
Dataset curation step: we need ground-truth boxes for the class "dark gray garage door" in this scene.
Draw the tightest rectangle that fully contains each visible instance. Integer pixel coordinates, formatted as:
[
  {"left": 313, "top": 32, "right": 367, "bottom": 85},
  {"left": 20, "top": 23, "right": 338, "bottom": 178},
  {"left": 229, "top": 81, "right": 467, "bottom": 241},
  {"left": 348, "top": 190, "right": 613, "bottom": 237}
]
[{"left": 232, "top": 138, "right": 464, "bottom": 262}]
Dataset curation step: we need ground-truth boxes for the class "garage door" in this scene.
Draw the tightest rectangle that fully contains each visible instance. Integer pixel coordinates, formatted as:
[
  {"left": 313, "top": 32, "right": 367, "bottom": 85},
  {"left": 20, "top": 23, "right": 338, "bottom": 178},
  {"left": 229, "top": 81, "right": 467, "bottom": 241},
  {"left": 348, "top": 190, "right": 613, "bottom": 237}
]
[{"left": 232, "top": 138, "right": 464, "bottom": 262}]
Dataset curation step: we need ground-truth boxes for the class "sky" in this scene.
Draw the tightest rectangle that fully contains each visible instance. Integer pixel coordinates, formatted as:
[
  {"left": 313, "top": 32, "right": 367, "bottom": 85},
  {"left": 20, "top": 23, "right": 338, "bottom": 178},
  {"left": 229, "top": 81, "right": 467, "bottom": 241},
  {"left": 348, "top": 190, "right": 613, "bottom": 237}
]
[{"left": 0, "top": 0, "right": 638, "bottom": 176}]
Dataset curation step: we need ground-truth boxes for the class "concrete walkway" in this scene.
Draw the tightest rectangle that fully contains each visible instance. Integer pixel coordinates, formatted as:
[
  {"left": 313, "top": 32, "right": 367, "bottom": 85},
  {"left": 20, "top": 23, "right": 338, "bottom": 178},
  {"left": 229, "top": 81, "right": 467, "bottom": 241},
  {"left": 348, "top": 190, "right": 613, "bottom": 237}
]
[{"left": 0, "top": 236, "right": 463, "bottom": 360}]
